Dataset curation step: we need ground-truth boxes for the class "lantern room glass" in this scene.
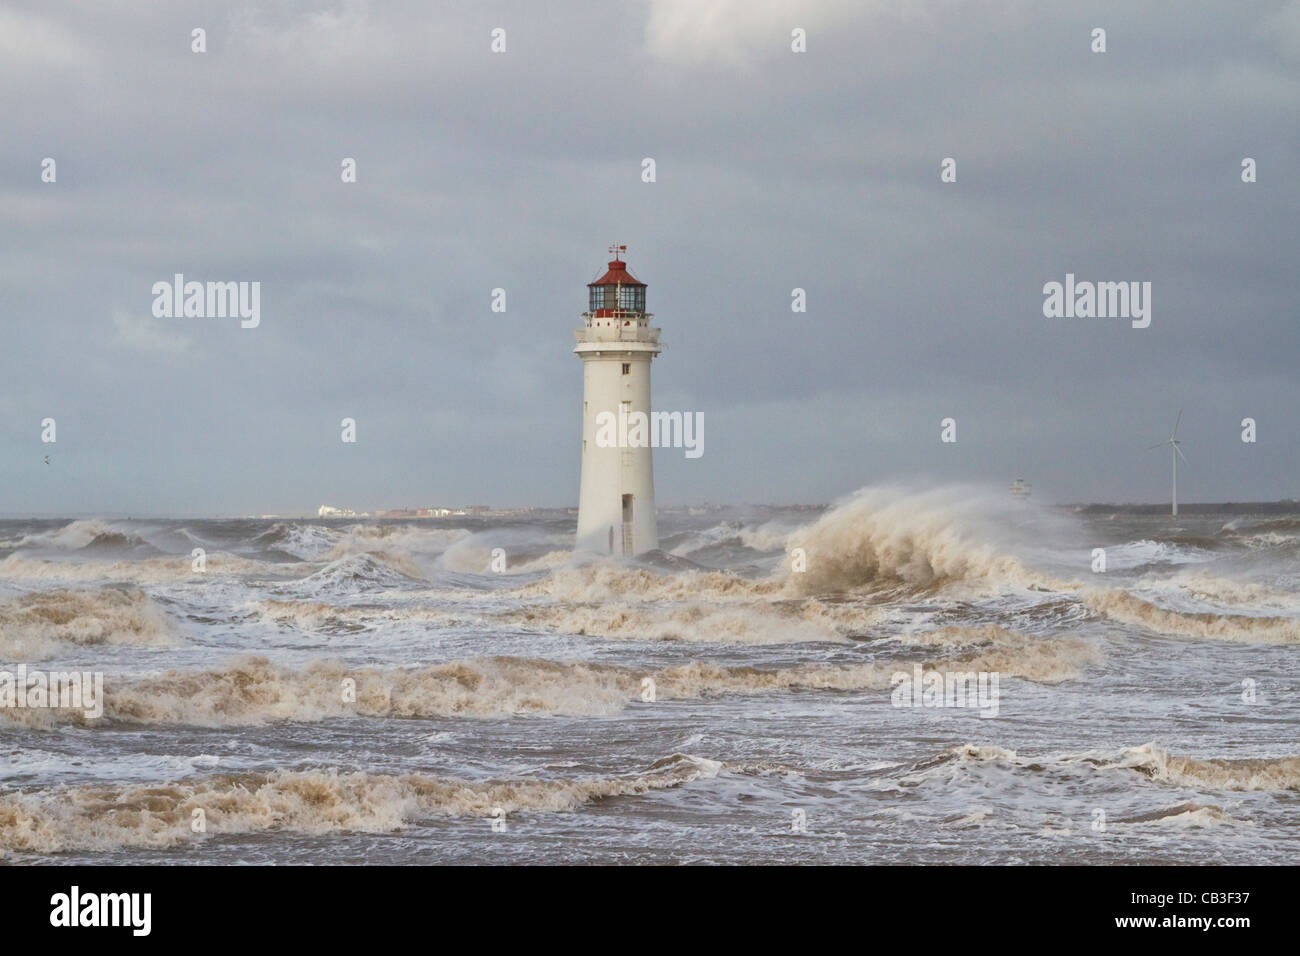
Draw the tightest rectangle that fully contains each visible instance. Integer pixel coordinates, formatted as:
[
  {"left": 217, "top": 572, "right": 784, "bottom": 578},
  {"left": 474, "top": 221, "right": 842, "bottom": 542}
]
[
  {"left": 617, "top": 286, "right": 644, "bottom": 311},
  {"left": 589, "top": 284, "right": 645, "bottom": 312}
]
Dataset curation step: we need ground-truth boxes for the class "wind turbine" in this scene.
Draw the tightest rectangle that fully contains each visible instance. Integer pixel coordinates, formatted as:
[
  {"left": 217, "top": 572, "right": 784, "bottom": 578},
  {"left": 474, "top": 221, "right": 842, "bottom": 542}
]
[{"left": 1149, "top": 410, "right": 1187, "bottom": 516}]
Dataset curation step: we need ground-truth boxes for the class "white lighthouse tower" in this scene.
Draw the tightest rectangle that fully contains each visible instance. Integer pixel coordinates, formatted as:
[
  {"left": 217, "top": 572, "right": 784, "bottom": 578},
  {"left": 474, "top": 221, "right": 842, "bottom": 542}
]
[{"left": 574, "top": 245, "right": 662, "bottom": 555}]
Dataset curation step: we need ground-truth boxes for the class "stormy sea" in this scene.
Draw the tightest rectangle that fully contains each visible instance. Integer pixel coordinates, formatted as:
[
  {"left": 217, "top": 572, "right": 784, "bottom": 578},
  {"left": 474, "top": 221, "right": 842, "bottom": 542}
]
[{"left": 1, "top": 486, "right": 1297, "bottom": 864}]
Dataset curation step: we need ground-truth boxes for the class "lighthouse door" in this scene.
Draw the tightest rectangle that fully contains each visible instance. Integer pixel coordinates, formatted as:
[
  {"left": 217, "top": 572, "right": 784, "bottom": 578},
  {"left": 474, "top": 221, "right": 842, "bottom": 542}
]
[{"left": 621, "top": 494, "right": 634, "bottom": 555}]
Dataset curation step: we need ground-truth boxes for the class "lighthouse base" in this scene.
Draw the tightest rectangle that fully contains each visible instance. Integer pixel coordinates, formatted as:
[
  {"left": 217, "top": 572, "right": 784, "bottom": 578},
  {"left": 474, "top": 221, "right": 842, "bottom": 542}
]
[{"left": 575, "top": 486, "right": 657, "bottom": 557}]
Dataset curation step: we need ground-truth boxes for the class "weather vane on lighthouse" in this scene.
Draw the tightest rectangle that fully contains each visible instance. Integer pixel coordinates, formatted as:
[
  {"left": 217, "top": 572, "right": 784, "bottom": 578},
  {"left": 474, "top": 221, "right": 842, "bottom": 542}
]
[{"left": 574, "top": 245, "right": 661, "bottom": 556}]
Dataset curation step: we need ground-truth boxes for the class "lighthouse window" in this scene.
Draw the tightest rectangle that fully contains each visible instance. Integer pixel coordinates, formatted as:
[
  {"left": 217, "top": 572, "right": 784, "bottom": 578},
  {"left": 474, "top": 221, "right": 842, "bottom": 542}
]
[
  {"left": 589, "top": 284, "right": 644, "bottom": 312},
  {"left": 622, "top": 363, "right": 630, "bottom": 375}
]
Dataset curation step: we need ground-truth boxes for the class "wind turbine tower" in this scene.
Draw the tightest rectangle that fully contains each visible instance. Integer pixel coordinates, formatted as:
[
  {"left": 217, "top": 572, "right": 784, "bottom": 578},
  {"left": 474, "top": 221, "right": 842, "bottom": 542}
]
[{"left": 1149, "top": 410, "right": 1187, "bottom": 516}]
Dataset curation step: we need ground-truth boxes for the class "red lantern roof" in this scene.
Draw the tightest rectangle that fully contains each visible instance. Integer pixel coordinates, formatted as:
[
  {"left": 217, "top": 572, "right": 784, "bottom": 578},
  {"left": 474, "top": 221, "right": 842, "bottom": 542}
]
[{"left": 588, "top": 258, "right": 645, "bottom": 288}]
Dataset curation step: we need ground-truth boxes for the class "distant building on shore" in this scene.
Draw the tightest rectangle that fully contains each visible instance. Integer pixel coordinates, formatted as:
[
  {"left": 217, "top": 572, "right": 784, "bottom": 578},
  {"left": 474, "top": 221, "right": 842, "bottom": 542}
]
[
  {"left": 319, "top": 504, "right": 537, "bottom": 519},
  {"left": 317, "top": 505, "right": 357, "bottom": 518}
]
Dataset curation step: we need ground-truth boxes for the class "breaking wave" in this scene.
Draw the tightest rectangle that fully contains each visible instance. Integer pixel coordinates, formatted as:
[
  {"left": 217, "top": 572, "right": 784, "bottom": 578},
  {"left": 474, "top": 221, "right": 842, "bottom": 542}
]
[
  {"left": 436, "top": 535, "right": 571, "bottom": 575},
  {"left": 246, "top": 599, "right": 476, "bottom": 634},
  {"left": 519, "top": 563, "right": 783, "bottom": 603},
  {"left": 0, "top": 753, "right": 725, "bottom": 853},
  {"left": 1221, "top": 516, "right": 1300, "bottom": 537},
  {"left": 1, "top": 630, "right": 1099, "bottom": 729},
  {"left": 1079, "top": 743, "right": 1300, "bottom": 792},
  {"left": 783, "top": 487, "right": 1047, "bottom": 595},
  {"left": 1082, "top": 588, "right": 1300, "bottom": 644},
  {"left": 913, "top": 741, "right": 1300, "bottom": 793},
  {"left": 0, "top": 588, "right": 175, "bottom": 660},
  {"left": 666, "top": 519, "right": 797, "bottom": 558},
  {"left": 0, "top": 552, "right": 282, "bottom": 584},
  {"left": 253, "top": 522, "right": 339, "bottom": 560},
  {"left": 247, "top": 595, "right": 881, "bottom": 645},
  {"left": 324, "top": 525, "right": 471, "bottom": 562},
  {"left": 498, "top": 599, "right": 883, "bottom": 644},
  {"left": 1145, "top": 570, "right": 1300, "bottom": 611},
  {"left": 289, "top": 552, "right": 426, "bottom": 594},
  {"left": 1110, "top": 803, "right": 1238, "bottom": 827},
  {"left": 1103, "top": 539, "right": 1209, "bottom": 568},
  {"left": 11, "top": 520, "right": 151, "bottom": 553}
]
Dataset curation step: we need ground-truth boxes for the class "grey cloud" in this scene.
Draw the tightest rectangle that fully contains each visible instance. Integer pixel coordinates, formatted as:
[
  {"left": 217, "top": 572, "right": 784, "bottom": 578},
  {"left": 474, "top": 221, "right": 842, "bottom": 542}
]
[{"left": 1, "top": 0, "right": 1297, "bottom": 514}]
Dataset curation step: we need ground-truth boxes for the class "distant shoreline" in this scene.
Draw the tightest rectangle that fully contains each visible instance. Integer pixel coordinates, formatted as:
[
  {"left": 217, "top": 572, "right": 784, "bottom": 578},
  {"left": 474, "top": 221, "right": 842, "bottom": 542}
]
[
  {"left": 3, "top": 501, "right": 1300, "bottom": 520},
  {"left": 1068, "top": 501, "right": 1300, "bottom": 515}
]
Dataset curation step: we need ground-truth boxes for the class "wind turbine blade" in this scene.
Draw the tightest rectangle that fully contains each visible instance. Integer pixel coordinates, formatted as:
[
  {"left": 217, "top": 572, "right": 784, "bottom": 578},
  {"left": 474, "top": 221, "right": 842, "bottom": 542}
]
[
  {"left": 1171, "top": 408, "right": 1183, "bottom": 440},
  {"left": 1148, "top": 441, "right": 1167, "bottom": 450},
  {"left": 1175, "top": 444, "right": 1187, "bottom": 464}
]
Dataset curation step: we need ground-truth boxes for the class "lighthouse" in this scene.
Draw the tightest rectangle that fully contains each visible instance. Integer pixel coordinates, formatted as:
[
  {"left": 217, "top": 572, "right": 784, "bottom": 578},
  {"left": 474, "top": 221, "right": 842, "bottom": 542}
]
[{"left": 574, "top": 245, "right": 662, "bottom": 555}]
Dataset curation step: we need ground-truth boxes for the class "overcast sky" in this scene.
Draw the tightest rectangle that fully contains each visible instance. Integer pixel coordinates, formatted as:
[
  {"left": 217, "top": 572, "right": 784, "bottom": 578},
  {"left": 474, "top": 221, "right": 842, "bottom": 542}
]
[{"left": 2, "top": 0, "right": 1298, "bottom": 515}]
